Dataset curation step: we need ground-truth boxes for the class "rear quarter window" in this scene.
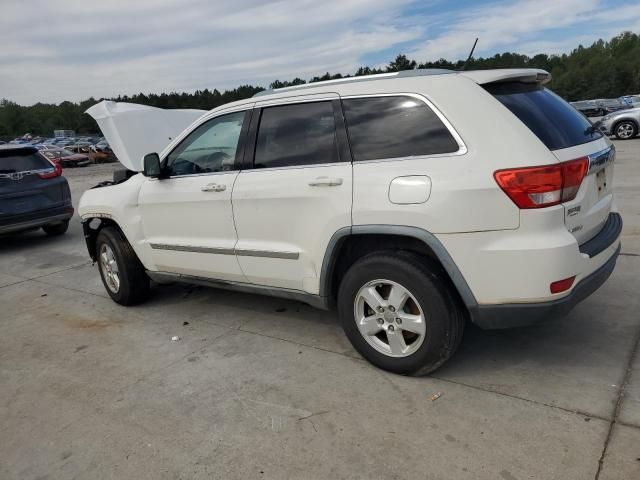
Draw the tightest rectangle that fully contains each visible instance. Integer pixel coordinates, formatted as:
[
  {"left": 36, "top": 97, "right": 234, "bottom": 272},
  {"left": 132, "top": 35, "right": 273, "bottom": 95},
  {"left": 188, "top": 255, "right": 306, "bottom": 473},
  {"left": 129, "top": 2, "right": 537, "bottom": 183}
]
[
  {"left": 484, "top": 82, "right": 602, "bottom": 150},
  {"left": 342, "top": 96, "right": 460, "bottom": 161}
]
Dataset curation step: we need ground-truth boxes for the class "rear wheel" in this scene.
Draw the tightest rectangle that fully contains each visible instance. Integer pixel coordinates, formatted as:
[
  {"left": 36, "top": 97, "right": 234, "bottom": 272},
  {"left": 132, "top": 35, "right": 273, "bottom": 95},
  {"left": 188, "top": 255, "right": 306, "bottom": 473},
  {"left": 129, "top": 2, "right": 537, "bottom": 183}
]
[
  {"left": 42, "top": 220, "right": 69, "bottom": 236},
  {"left": 614, "top": 121, "right": 638, "bottom": 140},
  {"left": 337, "top": 252, "right": 465, "bottom": 376},
  {"left": 96, "top": 226, "right": 150, "bottom": 305}
]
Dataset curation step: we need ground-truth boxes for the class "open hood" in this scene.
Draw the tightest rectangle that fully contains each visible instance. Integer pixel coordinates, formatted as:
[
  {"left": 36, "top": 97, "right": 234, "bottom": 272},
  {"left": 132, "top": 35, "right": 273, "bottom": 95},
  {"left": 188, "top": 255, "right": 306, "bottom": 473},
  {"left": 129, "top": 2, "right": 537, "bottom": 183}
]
[{"left": 86, "top": 101, "right": 206, "bottom": 171}]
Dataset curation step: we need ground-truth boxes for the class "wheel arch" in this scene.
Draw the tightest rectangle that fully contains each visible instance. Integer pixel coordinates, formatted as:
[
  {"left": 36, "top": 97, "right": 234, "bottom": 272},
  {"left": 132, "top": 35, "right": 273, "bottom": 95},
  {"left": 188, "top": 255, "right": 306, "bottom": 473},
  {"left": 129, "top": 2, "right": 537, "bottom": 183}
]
[
  {"left": 613, "top": 117, "right": 639, "bottom": 134},
  {"left": 320, "top": 225, "right": 478, "bottom": 311},
  {"left": 81, "top": 216, "right": 128, "bottom": 262}
]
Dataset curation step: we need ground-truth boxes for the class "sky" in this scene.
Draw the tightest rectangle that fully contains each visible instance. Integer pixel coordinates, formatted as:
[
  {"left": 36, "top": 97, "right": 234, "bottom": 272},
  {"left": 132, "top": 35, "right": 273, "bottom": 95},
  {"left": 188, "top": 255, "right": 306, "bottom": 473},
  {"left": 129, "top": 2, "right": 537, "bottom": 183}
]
[{"left": 2, "top": 0, "right": 640, "bottom": 105}]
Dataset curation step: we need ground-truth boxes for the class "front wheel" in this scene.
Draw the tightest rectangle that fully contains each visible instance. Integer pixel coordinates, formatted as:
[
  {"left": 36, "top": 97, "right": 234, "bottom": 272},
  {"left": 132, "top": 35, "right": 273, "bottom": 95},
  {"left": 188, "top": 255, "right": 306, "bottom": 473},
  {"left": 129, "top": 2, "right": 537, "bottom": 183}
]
[
  {"left": 96, "top": 227, "right": 150, "bottom": 305},
  {"left": 337, "top": 252, "right": 465, "bottom": 376},
  {"left": 614, "top": 121, "right": 638, "bottom": 140}
]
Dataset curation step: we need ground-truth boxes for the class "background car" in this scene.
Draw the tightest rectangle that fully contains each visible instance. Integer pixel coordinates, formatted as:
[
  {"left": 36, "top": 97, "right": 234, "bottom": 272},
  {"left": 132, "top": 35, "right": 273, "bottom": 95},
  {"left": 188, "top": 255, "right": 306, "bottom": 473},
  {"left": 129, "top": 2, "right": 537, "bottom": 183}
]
[
  {"left": 41, "top": 148, "right": 91, "bottom": 167},
  {"left": 66, "top": 143, "right": 92, "bottom": 154},
  {"left": 620, "top": 95, "right": 640, "bottom": 108},
  {"left": 594, "top": 98, "right": 630, "bottom": 114},
  {"left": 92, "top": 139, "right": 110, "bottom": 151},
  {"left": 599, "top": 107, "right": 640, "bottom": 139},
  {"left": 0, "top": 145, "right": 74, "bottom": 235},
  {"left": 572, "top": 98, "right": 632, "bottom": 117},
  {"left": 571, "top": 100, "right": 604, "bottom": 117}
]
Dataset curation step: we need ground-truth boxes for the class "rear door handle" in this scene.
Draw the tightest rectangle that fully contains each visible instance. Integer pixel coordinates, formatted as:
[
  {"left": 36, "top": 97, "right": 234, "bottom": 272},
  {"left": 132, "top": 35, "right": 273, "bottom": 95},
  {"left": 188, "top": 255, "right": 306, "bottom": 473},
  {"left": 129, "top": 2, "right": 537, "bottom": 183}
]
[
  {"left": 308, "top": 176, "right": 343, "bottom": 187},
  {"left": 201, "top": 183, "right": 226, "bottom": 192}
]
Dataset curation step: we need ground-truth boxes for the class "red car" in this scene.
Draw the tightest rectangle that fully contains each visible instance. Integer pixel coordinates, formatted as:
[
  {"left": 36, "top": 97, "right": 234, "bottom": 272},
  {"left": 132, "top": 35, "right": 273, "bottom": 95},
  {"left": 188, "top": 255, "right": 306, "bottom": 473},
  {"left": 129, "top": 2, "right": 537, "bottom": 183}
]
[{"left": 41, "top": 149, "right": 91, "bottom": 168}]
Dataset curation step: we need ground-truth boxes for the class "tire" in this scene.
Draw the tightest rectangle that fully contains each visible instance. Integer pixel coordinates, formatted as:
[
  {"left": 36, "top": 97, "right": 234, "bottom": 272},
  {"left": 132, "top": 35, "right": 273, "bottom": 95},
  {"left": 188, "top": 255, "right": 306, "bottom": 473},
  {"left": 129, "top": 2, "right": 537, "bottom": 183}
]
[
  {"left": 337, "top": 251, "right": 465, "bottom": 376},
  {"left": 42, "top": 220, "right": 69, "bottom": 236},
  {"left": 613, "top": 120, "right": 638, "bottom": 140},
  {"left": 96, "top": 226, "right": 150, "bottom": 305}
]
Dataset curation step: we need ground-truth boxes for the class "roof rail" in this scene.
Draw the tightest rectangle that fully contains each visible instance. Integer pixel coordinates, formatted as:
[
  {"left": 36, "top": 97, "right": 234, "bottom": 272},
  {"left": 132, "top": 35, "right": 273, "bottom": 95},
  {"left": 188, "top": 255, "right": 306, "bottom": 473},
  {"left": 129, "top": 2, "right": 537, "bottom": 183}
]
[{"left": 253, "top": 68, "right": 454, "bottom": 97}]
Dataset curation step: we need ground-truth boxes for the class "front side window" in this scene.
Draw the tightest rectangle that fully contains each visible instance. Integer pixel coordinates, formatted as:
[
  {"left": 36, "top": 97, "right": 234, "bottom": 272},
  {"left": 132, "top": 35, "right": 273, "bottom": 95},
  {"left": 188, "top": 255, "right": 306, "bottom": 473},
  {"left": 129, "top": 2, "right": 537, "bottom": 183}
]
[
  {"left": 342, "top": 96, "right": 460, "bottom": 162},
  {"left": 254, "top": 101, "right": 339, "bottom": 168},
  {"left": 165, "top": 111, "right": 246, "bottom": 176}
]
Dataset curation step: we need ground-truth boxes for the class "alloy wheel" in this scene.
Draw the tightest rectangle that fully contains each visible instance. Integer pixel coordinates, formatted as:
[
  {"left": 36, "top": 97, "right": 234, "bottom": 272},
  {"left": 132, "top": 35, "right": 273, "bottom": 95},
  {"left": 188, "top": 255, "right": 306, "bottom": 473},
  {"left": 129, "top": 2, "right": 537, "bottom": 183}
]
[
  {"left": 616, "top": 123, "right": 635, "bottom": 139},
  {"left": 99, "top": 243, "right": 121, "bottom": 293},
  {"left": 353, "top": 279, "right": 427, "bottom": 358}
]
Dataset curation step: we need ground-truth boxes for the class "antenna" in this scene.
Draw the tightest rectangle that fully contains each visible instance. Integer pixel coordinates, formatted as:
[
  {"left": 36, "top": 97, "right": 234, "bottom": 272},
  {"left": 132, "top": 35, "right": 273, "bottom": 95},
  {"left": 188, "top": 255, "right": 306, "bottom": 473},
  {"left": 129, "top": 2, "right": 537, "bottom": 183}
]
[{"left": 460, "top": 38, "right": 479, "bottom": 71}]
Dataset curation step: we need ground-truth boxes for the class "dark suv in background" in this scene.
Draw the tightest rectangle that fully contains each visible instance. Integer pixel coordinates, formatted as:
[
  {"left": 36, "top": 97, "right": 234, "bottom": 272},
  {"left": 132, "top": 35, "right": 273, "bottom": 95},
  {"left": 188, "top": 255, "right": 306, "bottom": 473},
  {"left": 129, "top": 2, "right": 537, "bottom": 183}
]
[{"left": 0, "top": 145, "right": 74, "bottom": 236}]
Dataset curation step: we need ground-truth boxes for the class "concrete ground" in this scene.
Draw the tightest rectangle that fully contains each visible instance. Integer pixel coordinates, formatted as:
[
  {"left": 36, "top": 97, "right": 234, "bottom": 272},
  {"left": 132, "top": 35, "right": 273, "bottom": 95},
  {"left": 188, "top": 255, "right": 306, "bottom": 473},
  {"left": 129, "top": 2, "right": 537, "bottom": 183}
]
[{"left": 1, "top": 141, "right": 639, "bottom": 480}]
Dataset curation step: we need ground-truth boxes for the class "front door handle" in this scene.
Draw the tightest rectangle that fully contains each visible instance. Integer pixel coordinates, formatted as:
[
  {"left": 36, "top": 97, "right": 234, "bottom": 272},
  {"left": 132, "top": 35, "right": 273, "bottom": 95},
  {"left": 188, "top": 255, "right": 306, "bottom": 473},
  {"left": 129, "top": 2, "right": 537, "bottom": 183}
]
[
  {"left": 201, "top": 183, "right": 226, "bottom": 192},
  {"left": 308, "top": 176, "right": 343, "bottom": 187}
]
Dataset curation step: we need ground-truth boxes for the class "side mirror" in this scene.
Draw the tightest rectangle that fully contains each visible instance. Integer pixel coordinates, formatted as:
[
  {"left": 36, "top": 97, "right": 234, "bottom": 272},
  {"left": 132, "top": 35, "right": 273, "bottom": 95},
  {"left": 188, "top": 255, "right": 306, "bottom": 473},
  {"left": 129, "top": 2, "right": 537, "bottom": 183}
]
[{"left": 143, "top": 153, "right": 162, "bottom": 178}]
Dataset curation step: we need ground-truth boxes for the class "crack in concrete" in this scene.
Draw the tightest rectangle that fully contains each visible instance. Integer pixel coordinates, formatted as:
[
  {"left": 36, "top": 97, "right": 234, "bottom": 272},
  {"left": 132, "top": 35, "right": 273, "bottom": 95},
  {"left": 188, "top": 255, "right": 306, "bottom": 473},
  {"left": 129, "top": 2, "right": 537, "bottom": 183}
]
[
  {"left": 31, "top": 277, "right": 109, "bottom": 299},
  {"left": 0, "top": 262, "right": 91, "bottom": 290},
  {"left": 431, "top": 375, "right": 613, "bottom": 423},
  {"left": 594, "top": 326, "right": 640, "bottom": 479}
]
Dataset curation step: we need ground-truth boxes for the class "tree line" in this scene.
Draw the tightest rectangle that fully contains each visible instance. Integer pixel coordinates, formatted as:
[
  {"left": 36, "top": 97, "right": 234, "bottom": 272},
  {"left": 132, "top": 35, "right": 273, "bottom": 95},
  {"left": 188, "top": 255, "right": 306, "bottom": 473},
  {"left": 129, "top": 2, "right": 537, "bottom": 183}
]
[{"left": 1, "top": 31, "right": 639, "bottom": 138}]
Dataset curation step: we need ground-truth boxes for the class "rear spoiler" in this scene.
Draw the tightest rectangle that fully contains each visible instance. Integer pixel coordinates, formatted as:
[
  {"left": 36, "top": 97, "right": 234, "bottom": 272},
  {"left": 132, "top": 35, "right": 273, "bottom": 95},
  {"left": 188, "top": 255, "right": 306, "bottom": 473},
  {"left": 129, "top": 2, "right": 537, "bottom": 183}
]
[
  {"left": 85, "top": 101, "right": 206, "bottom": 172},
  {"left": 460, "top": 69, "right": 551, "bottom": 85}
]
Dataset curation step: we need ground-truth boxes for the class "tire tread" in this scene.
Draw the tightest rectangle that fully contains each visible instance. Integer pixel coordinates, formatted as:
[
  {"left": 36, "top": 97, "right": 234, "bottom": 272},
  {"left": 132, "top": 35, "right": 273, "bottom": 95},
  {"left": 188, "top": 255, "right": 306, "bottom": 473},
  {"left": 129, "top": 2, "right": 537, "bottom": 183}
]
[
  {"left": 338, "top": 250, "right": 465, "bottom": 376},
  {"left": 96, "top": 226, "right": 150, "bottom": 305}
]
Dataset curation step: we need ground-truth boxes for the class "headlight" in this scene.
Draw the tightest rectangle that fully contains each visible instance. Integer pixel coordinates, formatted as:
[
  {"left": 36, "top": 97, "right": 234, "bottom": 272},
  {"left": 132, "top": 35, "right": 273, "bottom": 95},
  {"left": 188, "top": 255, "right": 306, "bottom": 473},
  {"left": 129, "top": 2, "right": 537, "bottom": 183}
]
[{"left": 602, "top": 115, "right": 611, "bottom": 121}]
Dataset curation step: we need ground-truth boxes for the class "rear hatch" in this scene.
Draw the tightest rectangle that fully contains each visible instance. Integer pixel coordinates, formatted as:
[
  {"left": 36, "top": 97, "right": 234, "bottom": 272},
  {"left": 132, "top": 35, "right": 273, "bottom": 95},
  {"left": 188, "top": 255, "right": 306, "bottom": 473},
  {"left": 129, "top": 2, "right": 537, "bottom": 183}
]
[
  {"left": 0, "top": 147, "right": 69, "bottom": 222},
  {"left": 484, "top": 81, "right": 614, "bottom": 245}
]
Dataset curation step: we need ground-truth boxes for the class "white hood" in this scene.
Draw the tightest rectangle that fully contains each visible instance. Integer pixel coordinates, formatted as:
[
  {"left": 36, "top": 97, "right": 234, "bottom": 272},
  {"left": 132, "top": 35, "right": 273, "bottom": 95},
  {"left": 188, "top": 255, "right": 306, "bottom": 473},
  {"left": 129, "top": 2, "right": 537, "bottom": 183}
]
[{"left": 86, "top": 101, "right": 206, "bottom": 171}]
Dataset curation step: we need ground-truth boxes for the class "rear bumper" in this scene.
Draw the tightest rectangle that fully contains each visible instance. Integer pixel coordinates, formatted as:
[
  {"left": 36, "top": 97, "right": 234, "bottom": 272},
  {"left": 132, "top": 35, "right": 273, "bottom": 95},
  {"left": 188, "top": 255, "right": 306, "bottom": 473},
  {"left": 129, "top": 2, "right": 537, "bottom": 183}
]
[
  {"left": 0, "top": 205, "right": 74, "bottom": 234},
  {"left": 470, "top": 242, "right": 620, "bottom": 329}
]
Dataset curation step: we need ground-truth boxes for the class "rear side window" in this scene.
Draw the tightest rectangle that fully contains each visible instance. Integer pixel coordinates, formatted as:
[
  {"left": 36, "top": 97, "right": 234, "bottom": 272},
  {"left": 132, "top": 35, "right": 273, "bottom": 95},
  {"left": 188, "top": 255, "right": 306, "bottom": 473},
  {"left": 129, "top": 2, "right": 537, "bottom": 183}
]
[
  {"left": 484, "top": 82, "right": 602, "bottom": 150},
  {"left": 0, "top": 150, "right": 51, "bottom": 173},
  {"left": 254, "top": 101, "right": 338, "bottom": 168},
  {"left": 342, "top": 96, "right": 460, "bottom": 162}
]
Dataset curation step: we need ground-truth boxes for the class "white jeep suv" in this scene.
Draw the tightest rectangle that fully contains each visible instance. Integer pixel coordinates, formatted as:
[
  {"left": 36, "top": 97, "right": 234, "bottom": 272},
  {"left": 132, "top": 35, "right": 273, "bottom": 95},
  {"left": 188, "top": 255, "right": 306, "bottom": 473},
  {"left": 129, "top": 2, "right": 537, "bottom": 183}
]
[{"left": 79, "top": 69, "right": 622, "bottom": 375}]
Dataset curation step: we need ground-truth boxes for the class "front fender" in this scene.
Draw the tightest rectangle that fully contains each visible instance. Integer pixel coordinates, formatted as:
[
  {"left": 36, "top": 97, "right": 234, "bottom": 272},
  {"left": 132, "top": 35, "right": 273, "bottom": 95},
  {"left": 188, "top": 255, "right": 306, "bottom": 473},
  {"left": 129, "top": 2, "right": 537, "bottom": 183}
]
[{"left": 78, "top": 174, "right": 153, "bottom": 267}]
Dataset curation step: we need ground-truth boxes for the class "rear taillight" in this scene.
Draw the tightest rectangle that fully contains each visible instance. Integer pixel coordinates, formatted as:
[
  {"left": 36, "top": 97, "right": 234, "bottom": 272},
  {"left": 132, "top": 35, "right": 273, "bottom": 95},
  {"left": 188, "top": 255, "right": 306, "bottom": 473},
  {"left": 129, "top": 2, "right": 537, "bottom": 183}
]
[
  {"left": 37, "top": 163, "right": 62, "bottom": 179},
  {"left": 494, "top": 157, "right": 589, "bottom": 209},
  {"left": 560, "top": 158, "right": 589, "bottom": 201}
]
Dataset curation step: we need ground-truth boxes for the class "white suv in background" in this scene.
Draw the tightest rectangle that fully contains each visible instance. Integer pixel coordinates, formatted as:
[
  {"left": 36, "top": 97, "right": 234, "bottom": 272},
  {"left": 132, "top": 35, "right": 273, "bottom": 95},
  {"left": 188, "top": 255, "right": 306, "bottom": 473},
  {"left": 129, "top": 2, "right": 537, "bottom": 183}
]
[{"left": 79, "top": 69, "right": 622, "bottom": 375}]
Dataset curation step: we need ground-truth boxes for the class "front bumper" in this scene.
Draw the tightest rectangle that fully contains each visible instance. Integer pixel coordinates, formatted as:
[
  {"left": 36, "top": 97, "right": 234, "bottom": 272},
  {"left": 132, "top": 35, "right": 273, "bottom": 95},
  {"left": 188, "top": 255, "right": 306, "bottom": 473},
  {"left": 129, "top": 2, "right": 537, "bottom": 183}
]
[
  {"left": 470, "top": 243, "right": 620, "bottom": 329},
  {"left": 599, "top": 120, "right": 614, "bottom": 136}
]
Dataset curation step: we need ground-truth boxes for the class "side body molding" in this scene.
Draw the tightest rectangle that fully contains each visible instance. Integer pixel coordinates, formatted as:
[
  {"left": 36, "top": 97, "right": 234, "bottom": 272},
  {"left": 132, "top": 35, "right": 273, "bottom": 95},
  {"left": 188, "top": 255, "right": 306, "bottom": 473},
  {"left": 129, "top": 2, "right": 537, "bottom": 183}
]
[{"left": 318, "top": 225, "right": 478, "bottom": 310}]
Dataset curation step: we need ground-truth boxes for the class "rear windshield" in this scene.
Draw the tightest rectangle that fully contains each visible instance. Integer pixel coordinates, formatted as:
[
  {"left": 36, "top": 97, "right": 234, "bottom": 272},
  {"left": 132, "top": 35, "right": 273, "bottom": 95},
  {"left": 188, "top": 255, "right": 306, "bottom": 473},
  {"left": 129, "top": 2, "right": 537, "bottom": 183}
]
[
  {"left": 484, "top": 82, "right": 602, "bottom": 150},
  {"left": 0, "top": 150, "right": 51, "bottom": 173}
]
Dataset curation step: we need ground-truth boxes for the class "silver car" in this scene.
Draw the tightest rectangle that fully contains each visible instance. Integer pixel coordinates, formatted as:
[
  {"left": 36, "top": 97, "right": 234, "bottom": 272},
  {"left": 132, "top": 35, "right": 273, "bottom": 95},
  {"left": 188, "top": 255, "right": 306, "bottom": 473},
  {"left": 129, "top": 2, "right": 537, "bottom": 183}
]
[{"left": 599, "top": 107, "right": 640, "bottom": 140}]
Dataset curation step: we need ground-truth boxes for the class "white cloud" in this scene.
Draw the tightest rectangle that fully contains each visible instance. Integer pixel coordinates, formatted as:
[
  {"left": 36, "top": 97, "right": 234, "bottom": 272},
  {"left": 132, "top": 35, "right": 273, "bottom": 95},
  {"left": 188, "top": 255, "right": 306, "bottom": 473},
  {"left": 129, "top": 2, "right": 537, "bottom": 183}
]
[
  {"left": 1, "top": 0, "right": 639, "bottom": 105},
  {"left": 406, "top": 0, "right": 640, "bottom": 62},
  {"left": 0, "top": 0, "right": 421, "bottom": 104}
]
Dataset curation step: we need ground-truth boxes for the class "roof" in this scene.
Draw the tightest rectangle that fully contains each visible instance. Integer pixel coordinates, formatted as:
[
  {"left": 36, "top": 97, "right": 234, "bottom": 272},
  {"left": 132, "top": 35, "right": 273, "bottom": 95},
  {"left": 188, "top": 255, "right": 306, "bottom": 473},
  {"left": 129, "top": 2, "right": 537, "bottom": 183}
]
[
  {"left": 0, "top": 144, "right": 38, "bottom": 155},
  {"left": 253, "top": 68, "right": 551, "bottom": 98},
  {"left": 254, "top": 69, "right": 453, "bottom": 97}
]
